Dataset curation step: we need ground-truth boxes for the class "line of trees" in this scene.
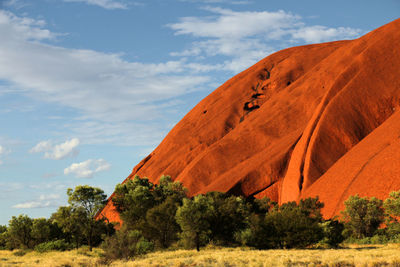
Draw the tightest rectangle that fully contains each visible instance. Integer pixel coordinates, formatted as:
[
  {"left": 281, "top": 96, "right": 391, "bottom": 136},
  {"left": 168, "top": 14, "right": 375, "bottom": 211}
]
[
  {"left": 0, "top": 185, "right": 114, "bottom": 252},
  {"left": 1, "top": 175, "right": 400, "bottom": 262}
]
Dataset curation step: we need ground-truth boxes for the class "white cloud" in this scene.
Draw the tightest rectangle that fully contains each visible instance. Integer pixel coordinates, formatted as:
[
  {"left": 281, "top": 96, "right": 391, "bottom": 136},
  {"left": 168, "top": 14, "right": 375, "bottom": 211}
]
[
  {"left": 13, "top": 201, "right": 48, "bottom": 209},
  {"left": 2, "top": 0, "right": 30, "bottom": 9},
  {"left": 0, "top": 145, "right": 10, "bottom": 165},
  {"left": 64, "top": 158, "right": 111, "bottom": 178},
  {"left": 12, "top": 194, "right": 61, "bottom": 209},
  {"left": 0, "top": 145, "right": 6, "bottom": 155},
  {"left": 169, "top": 7, "right": 300, "bottom": 39},
  {"left": 63, "top": 0, "right": 128, "bottom": 9},
  {"left": 0, "top": 10, "right": 210, "bottom": 145},
  {"left": 0, "top": 9, "right": 362, "bottom": 147},
  {"left": 30, "top": 138, "right": 80, "bottom": 160},
  {"left": 39, "top": 194, "right": 60, "bottom": 201},
  {"left": 291, "top": 26, "right": 362, "bottom": 43},
  {"left": 179, "top": 0, "right": 251, "bottom": 4},
  {"left": 168, "top": 7, "right": 362, "bottom": 72}
]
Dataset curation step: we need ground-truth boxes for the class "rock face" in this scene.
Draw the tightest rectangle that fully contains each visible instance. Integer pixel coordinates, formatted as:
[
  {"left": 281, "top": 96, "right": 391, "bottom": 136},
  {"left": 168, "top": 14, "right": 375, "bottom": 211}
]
[{"left": 99, "top": 19, "right": 400, "bottom": 223}]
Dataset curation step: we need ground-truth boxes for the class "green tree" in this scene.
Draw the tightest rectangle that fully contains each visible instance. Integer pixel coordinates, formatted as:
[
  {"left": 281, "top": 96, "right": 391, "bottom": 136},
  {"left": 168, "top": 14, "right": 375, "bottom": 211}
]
[
  {"left": 146, "top": 196, "right": 181, "bottom": 248},
  {"left": 176, "top": 195, "right": 213, "bottom": 251},
  {"left": 112, "top": 176, "right": 156, "bottom": 227},
  {"left": 383, "top": 191, "right": 400, "bottom": 236},
  {"left": 153, "top": 175, "right": 187, "bottom": 203},
  {"left": 235, "top": 213, "right": 274, "bottom": 249},
  {"left": 8, "top": 215, "right": 33, "bottom": 249},
  {"left": 342, "top": 195, "right": 384, "bottom": 239},
  {"left": 320, "top": 219, "right": 345, "bottom": 248},
  {"left": 0, "top": 225, "right": 8, "bottom": 249},
  {"left": 251, "top": 197, "right": 276, "bottom": 215},
  {"left": 51, "top": 206, "right": 85, "bottom": 248},
  {"left": 67, "top": 185, "right": 108, "bottom": 251},
  {"left": 237, "top": 197, "right": 324, "bottom": 249},
  {"left": 112, "top": 175, "right": 187, "bottom": 242},
  {"left": 31, "top": 218, "right": 54, "bottom": 246},
  {"left": 265, "top": 200, "right": 324, "bottom": 248},
  {"left": 205, "top": 192, "right": 250, "bottom": 245}
]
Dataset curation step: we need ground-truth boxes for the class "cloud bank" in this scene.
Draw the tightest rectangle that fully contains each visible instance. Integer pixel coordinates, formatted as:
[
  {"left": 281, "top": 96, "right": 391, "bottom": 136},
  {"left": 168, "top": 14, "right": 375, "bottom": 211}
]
[{"left": 168, "top": 7, "right": 362, "bottom": 72}]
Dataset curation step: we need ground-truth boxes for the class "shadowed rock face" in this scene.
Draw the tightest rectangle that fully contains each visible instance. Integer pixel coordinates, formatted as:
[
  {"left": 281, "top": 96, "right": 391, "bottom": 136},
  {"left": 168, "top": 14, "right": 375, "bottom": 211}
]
[{"left": 99, "top": 18, "right": 400, "bottom": 223}]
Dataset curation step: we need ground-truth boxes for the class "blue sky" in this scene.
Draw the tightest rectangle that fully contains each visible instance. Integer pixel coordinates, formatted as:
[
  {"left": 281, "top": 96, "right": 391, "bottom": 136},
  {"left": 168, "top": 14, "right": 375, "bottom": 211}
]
[{"left": 0, "top": 0, "right": 398, "bottom": 225}]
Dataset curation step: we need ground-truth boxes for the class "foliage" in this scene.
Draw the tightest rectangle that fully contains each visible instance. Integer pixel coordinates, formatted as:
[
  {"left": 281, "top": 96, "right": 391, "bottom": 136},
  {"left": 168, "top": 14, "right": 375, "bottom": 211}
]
[
  {"left": 51, "top": 206, "right": 86, "bottom": 248},
  {"left": 34, "top": 239, "right": 71, "bottom": 253},
  {"left": 146, "top": 196, "right": 181, "bottom": 248},
  {"left": 384, "top": 191, "right": 400, "bottom": 236},
  {"left": 320, "top": 219, "right": 345, "bottom": 248},
  {"left": 7, "top": 215, "right": 33, "bottom": 249},
  {"left": 250, "top": 197, "right": 276, "bottom": 215},
  {"left": 67, "top": 185, "right": 108, "bottom": 251},
  {"left": 175, "top": 195, "right": 213, "bottom": 251},
  {"left": 5, "top": 177, "right": 400, "bottom": 257},
  {"left": 101, "top": 227, "right": 153, "bottom": 261},
  {"left": 0, "top": 225, "right": 7, "bottom": 249},
  {"left": 236, "top": 197, "right": 324, "bottom": 249},
  {"left": 265, "top": 199, "right": 324, "bottom": 248},
  {"left": 112, "top": 175, "right": 186, "bottom": 248},
  {"left": 341, "top": 195, "right": 384, "bottom": 238},
  {"left": 235, "top": 213, "right": 273, "bottom": 248},
  {"left": 112, "top": 176, "right": 156, "bottom": 227}
]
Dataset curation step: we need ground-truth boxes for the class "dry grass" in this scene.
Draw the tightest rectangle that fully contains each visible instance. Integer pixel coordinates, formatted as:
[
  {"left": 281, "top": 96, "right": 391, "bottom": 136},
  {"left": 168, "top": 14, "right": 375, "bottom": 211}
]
[
  {"left": 0, "top": 246, "right": 101, "bottom": 267},
  {"left": 1, "top": 244, "right": 400, "bottom": 267}
]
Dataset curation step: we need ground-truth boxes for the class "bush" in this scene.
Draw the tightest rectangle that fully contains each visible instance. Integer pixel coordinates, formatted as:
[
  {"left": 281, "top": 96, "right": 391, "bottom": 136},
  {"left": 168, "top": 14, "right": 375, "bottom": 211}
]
[
  {"left": 320, "top": 220, "right": 345, "bottom": 248},
  {"left": 7, "top": 215, "right": 33, "bottom": 249},
  {"left": 13, "top": 250, "right": 29, "bottom": 256},
  {"left": 235, "top": 214, "right": 274, "bottom": 249},
  {"left": 34, "top": 239, "right": 71, "bottom": 253},
  {"left": 342, "top": 195, "right": 384, "bottom": 239},
  {"left": 265, "top": 202, "right": 324, "bottom": 248},
  {"left": 101, "top": 227, "right": 153, "bottom": 261},
  {"left": 237, "top": 198, "right": 324, "bottom": 249}
]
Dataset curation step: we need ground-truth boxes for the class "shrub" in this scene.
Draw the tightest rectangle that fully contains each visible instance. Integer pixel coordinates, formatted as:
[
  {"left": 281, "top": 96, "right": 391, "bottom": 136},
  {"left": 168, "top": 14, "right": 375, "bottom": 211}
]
[
  {"left": 101, "top": 227, "right": 153, "bottom": 261},
  {"left": 8, "top": 215, "right": 33, "bottom": 249},
  {"left": 265, "top": 202, "right": 324, "bottom": 248},
  {"left": 320, "top": 220, "right": 345, "bottom": 248},
  {"left": 13, "top": 249, "right": 29, "bottom": 256},
  {"left": 341, "top": 195, "right": 384, "bottom": 239},
  {"left": 34, "top": 239, "right": 71, "bottom": 253},
  {"left": 237, "top": 197, "right": 324, "bottom": 249},
  {"left": 234, "top": 214, "right": 274, "bottom": 249}
]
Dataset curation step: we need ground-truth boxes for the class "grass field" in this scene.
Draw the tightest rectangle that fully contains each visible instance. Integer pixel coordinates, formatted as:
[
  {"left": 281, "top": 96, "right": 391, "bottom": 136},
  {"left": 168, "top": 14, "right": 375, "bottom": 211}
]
[{"left": 1, "top": 244, "right": 400, "bottom": 267}]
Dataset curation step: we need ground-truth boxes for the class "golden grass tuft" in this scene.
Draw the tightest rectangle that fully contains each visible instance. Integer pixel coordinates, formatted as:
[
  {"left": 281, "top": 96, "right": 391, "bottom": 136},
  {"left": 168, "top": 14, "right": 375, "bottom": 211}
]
[{"left": 0, "top": 244, "right": 400, "bottom": 266}]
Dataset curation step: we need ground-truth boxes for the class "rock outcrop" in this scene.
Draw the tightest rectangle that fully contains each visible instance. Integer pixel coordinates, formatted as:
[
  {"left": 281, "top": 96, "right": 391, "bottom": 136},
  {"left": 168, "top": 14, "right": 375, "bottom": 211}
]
[{"left": 99, "top": 18, "right": 400, "bottom": 223}]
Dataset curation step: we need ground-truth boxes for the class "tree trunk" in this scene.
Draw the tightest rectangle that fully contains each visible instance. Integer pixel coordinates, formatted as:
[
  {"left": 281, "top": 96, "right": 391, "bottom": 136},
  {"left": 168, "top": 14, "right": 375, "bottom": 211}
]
[{"left": 195, "top": 232, "right": 200, "bottom": 252}]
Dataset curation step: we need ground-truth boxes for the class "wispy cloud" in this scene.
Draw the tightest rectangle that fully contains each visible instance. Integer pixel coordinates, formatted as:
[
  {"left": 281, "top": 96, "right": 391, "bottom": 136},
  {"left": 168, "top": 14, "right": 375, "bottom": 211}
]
[
  {"left": 63, "top": 0, "right": 128, "bottom": 10},
  {"left": 0, "top": 10, "right": 210, "bottom": 145},
  {"left": 0, "top": 145, "right": 9, "bottom": 155},
  {"left": 64, "top": 158, "right": 111, "bottom": 178},
  {"left": 291, "top": 25, "right": 363, "bottom": 43},
  {"left": 30, "top": 138, "right": 80, "bottom": 160},
  {"left": 0, "top": 144, "right": 10, "bottom": 165},
  {"left": 168, "top": 7, "right": 362, "bottom": 72},
  {"left": 179, "top": 0, "right": 251, "bottom": 4},
  {"left": 1, "top": 0, "right": 30, "bottom": 10},
  {"left": 0, "top": 8, "right": 362, "bottom": 147},
  {"left": 12, "top": 194, "right": 61, "bottom": 209}
]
